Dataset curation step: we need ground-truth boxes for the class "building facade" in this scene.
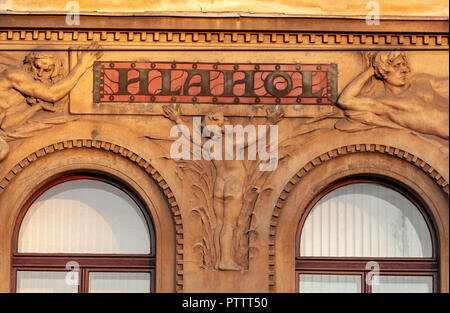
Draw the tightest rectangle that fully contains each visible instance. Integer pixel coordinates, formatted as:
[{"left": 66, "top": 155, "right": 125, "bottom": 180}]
[{"left": 0, "top": 9, "right": 448, "bottom": 293}]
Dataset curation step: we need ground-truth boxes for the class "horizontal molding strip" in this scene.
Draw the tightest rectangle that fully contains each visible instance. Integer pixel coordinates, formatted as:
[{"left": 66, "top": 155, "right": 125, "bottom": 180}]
[
  {"left": 0, "top": 14, "right": 448, "bottom": 33},
  {"left": 0, "top": 30, "right": 448, "bottom": 49}
]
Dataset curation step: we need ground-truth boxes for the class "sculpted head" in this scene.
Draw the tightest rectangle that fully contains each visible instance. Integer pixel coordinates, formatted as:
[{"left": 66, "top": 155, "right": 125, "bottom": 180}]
[
  {"left": 23, "top": 51, "right": 62, "bottom": 82},
  {"left": 372, "top": 51, "right": 410, "bottom": 87},
  {"left": 202, "top": 112, "right": 229, "bottom": 133}
]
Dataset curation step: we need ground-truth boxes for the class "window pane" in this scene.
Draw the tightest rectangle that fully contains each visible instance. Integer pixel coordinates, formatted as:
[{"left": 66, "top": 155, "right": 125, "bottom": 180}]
[
  {"left": 18, "top": 179, "right": 151, "bottom": 254},
  {"left": 17, "top": 271, "right": 78, "bottom": 293},
  {"left": 372, "top": 276, "right": 433, "bottom": 293},
  {"left": 299, "top": 274, "right": 361, "bottom": 293},
  {"left": 300, "top": 183, "right": 432, "bottom": 257},
  {"left": 89, "top": 272, "right": 151, "bottom": 293}
]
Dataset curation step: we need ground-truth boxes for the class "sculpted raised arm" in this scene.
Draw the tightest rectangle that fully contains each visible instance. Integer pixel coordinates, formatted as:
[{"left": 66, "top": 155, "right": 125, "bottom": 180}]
[
  {"left": 8, "top": 43, "right": 102, "bottom": 103},
  {"left": 337, "top": 66, "right": 385, "bottom": 112},
  {"left": 162, "top": 104, "right": 199, "bottom": 144},
  {"left": 233, "top": 108, "right": 284, "bottom": 149}
]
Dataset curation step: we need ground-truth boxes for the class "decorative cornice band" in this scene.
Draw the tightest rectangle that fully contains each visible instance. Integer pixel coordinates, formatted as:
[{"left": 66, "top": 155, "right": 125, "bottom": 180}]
[{"left": 0, "top": 30, "right": 448, "bottom": 49}]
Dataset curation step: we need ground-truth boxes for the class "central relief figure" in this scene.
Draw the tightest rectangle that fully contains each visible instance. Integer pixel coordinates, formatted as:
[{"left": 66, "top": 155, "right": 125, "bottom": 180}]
[{"left": 162, "top": 105, "right": 284, "bottom": 270}]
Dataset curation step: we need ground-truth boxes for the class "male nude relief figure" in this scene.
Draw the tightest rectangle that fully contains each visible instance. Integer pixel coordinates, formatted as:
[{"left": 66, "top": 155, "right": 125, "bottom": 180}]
[
  {"left": 163, "top": 105, "right": 283, "bottom": 270},
  {"left": 0, "top": 43, "right": 103, "bottom": 161},
  {"left": 337, "top": 51, "right": 449, "bottom": 140}
]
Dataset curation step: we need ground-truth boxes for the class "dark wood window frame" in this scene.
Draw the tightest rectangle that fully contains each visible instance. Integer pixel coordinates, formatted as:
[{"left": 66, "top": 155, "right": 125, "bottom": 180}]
[
  {"left": 11, "top": 173, "right": 156, "bottom": 293},
  {"left": 295, "top": 176, "right": 440, "bottom": 293}
]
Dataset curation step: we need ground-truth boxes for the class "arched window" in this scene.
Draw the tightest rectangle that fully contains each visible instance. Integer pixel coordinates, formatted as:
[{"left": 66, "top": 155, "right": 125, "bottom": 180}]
[
  {"left": 296, "top": 178, "right": 438, "bottom": 293},
  {"left": 12, "top": 174, "right": 155, "bottom": 293}
]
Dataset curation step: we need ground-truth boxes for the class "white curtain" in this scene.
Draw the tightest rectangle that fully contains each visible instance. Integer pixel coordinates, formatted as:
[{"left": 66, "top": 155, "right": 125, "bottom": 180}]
[
  {"left": 89, "top": 272, "right": 151, "bottom": 293},
  {"left": 17, "top": 271, "right": 78, "bottom": 293},
  {"left": 299, "top": 274, "right": 361, "bottom": 293},
  {"left": 300, "top": 183, "right": 432, "bottom": 257},
  {"left": 372, "top": 275, "right": 433, "bottom": 293},
  {"left": 18, "top": 179, "right": 151, "bottom": 254}
]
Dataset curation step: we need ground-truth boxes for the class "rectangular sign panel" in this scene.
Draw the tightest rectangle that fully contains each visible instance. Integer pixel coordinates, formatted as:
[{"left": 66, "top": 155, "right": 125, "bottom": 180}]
[{"left": 93, "top": 61, "right": 337, "bottom": 105}]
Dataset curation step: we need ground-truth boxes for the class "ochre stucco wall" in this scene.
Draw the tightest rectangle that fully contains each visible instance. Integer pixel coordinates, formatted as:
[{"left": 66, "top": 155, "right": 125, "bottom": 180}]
[
  {"left": 0, "top": 11, "right": 448, "bottom": 293},
  {"left": 0, "top": 0, "right": 448, "bottom": 16}
]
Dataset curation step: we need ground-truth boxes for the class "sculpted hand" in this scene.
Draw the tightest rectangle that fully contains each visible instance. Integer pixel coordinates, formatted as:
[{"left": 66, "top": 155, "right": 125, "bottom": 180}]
[
  {"left": 39, "top": 101, "right": 57, "bottom": 112},
  {"left": 266, "top": 108, "right": 284, "bottom": 124},
  {"left": 367, "top": 64, "right": 375, "bottom": 76},
  {"left": 77, "top": 42, "right": 103, "bottom": 69},
  {"left": 26, "top": 97, "right": 56, "bottom": 111},
  {"left": 162, "top": 104, "right": 181, "bottom": 122},
  {"left": 361, "top": 51, "right": 376, "bottom": 76}
]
